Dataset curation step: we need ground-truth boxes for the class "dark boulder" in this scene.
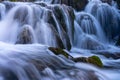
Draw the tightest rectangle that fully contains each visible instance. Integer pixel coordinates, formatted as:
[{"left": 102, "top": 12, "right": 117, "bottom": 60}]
[
  {"left": 16, "top": 25, "right": 35, "bottom": 44},
  {"left": 61, "top": 0, "right": 89, "bottom": 11},
  {"left": 48, "top": 47, "right": 73, "bottom": 59},
  {"left": 39, "top": 0, "right": 88, "bottom": 11}
]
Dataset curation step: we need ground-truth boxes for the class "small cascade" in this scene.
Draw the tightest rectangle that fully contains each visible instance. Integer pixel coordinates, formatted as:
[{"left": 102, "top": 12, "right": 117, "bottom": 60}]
[
  {"left": 73, "top": 20, "right": 83, "bottom": 47},
  {"left": 75, "top": 12, "right": 106, "bottom": 42},
  {"left": 0, "top": 3, "right": 6, "bottom": 20},
  {"left": 35, "top": 21, "right": 59, "bottom": 47},
  {"left": 12, "top": 5, "right": 33, "bottom": 26},
  {"left": 0, "top": 18, "right": 19, "bottom": 43},
  {"left": 50, "top": 5, "right": 72, "bottom": 49},
  {"left": 85, "top": 0, "right": 120, "bottom": 42}
]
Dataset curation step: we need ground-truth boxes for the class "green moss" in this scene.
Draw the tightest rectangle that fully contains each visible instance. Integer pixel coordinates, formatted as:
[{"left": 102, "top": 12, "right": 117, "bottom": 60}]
[
  {"left": 73, "top": 55, "right": 103, "bottom": 67},
  {"left": 88, "top": 56, "right": 103, "bottom": 67},
  {"left": 48, "top": 47, "right": 73, "bottom": 59},
  {"left": 49, "top": 47, "right": 103, "bottom": 67}
]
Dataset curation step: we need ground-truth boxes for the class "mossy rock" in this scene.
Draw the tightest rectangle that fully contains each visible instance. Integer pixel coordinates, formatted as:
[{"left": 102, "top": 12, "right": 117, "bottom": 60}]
[
  {"left": 48, "top": 47, "right": 73, "bottom": 59},
  {"left": 88, "top": 56, "right": 103, "bottom": 67},
  {"left": 73, "top": 55, "right": 103, "bottom": 67},
  {"left": 48, "top": 47, "right": 103, "bottom": 67}
]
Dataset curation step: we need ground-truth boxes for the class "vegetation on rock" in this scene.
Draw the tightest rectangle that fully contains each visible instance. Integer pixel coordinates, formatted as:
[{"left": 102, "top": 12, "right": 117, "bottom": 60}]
[
  {"left": 73, "top": 55, "right": 103, "bottom": 67},
  {"left": 49, "top": 47, "right": 103, "bottom": 67},
  {"left": 48, "top": 47, "right": 73, "bottom": 59}
]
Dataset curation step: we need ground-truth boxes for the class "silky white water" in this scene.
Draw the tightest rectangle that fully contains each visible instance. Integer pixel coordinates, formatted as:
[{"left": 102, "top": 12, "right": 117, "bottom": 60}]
[{"left": 0, "top": 1, "right": 119, "bottom": 80}]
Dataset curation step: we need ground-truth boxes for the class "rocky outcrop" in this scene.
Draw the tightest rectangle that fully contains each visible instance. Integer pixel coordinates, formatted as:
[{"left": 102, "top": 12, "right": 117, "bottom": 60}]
[
  {"left": 61, "top": 0, "right": 88, "bottom": 11},
  {"left": 48, "top": 47, "right": 73, "bottom": 59},
  {"left": 48, "top": 47, "right": 103, "bottom": 67},
  {"left": 16, "top": 25, "right": 35, "bottom": 44},
  {"left": 38, "top": 0, "right": 88, "bottom": 11}
]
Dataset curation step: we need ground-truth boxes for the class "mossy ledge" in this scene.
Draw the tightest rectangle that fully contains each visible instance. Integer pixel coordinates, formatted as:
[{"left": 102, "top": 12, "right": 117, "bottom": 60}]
[{"left": 48, "top": 47, "right": 103, "bottom": 67}]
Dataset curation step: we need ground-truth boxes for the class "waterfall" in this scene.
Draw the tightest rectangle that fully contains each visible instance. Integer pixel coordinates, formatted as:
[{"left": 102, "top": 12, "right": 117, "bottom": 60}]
[
  {"left": 85, "top": 0, "right": 120, "bottom": 43},
  {"left": 0, "top": 3, "right": 6, "bottom": 20},
  {"left": 0, "top": 1, "right": 119, "bottom": 80},
  {"left": 75, "top": 12, "right": 106, "bottom": 43}
]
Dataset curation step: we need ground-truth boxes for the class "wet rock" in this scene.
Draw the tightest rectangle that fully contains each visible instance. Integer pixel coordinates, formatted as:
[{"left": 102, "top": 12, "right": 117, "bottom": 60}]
[
  {"left": 61, "top": 0, "right": 89, "bottom": 11},
  {"left": 39, "top": 0, "right": 88, "bottom": 11},
  {"left": 73, "top": 55, "right": 103, "bottom": 67},
  {"left": 16, "top": 25, "right": 35, "bottom": 44},
  {"left": 51, "top": 5, "right": 72, "bottom": 50},
  {"left": 48, "top": 47, "right": 103, "bottom": 67},
  {"left": 48, "top": 24, "right": 65, "bottom": 49},
  {"left": 48, "top": 47, "right": 73, "bottom": 59}
]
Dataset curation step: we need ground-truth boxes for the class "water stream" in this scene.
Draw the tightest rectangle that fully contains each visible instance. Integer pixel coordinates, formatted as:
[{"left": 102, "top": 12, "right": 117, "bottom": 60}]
[{"left": 0, "top": 0, "right": 119, "bottom": 80}]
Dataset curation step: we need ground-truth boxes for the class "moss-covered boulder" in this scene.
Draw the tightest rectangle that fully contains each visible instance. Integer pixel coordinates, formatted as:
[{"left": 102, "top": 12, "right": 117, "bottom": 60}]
[
  {"left": 73, "top": 55, "right": 103, "bottom": 67},
  {"left": 88, "top": 56, "right": 103, "bottom": 67},
  {"left": 48, "top": 47, "right": 73, "bottom": 59},
  {"left": 48, "top": 47, "right": 103, "bottom": 67}
]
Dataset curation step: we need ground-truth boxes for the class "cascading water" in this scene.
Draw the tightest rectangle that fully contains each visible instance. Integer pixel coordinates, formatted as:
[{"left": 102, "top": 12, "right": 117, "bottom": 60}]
[
  {"left": 85, "top": 0, "right": 120, "bottom": 43},
  {"left": 0, "top": 0, "right": 119, "bottom": 80}
]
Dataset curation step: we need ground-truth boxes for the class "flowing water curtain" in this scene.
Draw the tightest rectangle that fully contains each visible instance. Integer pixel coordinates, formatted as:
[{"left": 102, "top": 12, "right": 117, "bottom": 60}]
[
  {"left": 0, "top": 3, "right": 6, "bottom": 20},
  {"left": 0, "top": 2, "right": 64, "bottom": 48},
  {"left": 75, "top": 12, "right": 106, "bottom": 42},
  {"left": 73, "top": 11, "right": 107, "bottom": 50},
  {"left": 85, "top": 0, "right": 120, "bottom": 43}
]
